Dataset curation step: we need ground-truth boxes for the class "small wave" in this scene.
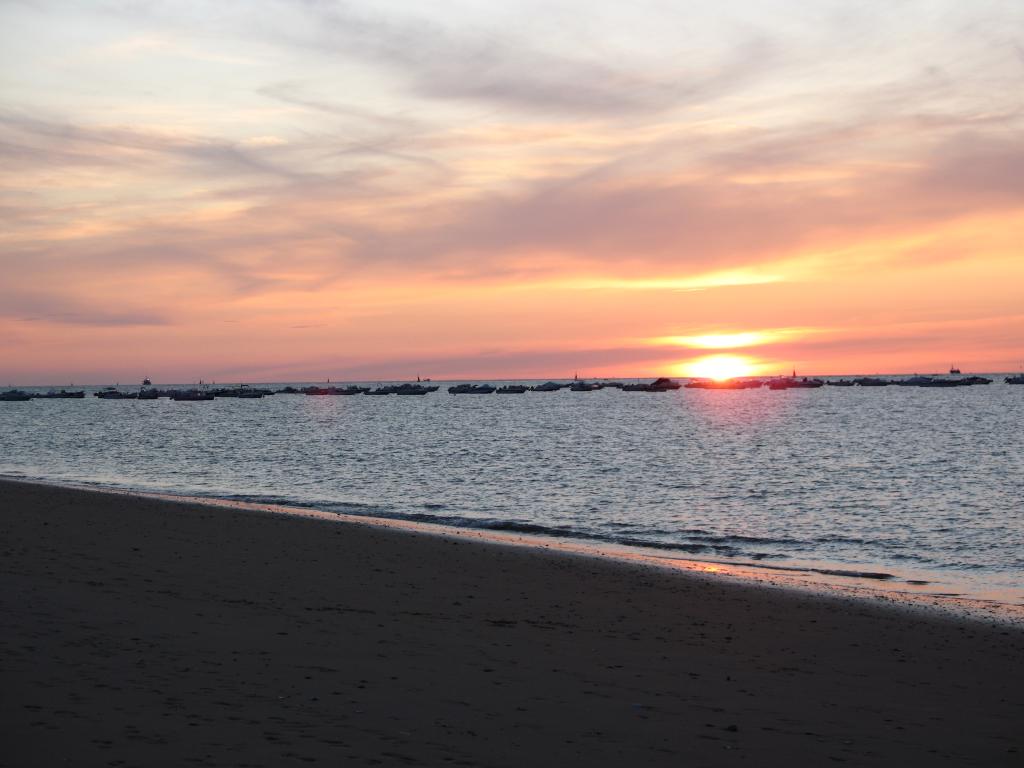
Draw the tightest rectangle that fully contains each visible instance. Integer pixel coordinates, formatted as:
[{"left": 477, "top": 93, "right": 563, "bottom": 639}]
[
  {"left": 216, "top": 492, "right": 312, "bottom": 507},
  {"left": 346, "top": 510, "right": 786, "bottom": 561},
  {"left": 810, "top": 568, "right": 894, "bottom": 580},
  {"left": 612, "top": 536, "right": 739, "bottom": 554},
  {"left": 813, "top": 534, "right": 873, "bottom": 545},
  {"left": 687, "top": 532, "right": 802, "bottom": 546},
  {"left": 725, "top": 562, "right": 897, "bottom": 580},
  {"left": 210, "top": 492, "right": 388, "bottom": 518}
]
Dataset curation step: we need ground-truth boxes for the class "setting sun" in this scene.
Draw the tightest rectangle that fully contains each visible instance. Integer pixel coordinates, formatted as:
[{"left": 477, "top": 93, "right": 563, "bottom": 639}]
[{"left": 681, "top": 355, "right": 758, "bottom": 381}]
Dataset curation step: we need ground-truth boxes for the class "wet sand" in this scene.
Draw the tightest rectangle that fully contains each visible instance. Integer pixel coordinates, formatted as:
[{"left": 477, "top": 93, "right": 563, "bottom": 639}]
[{"left": 2, "top": 479, "right": 1022, "bottom": 766}]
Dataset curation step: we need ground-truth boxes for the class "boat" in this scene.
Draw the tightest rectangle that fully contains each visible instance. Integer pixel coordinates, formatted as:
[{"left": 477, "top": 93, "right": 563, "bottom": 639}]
[
  {"left": 949, "top": 365, "right": 961, "bottom": 375},
  {"left": 902, "top": 375, "right": 991, "bottom": 387},
  {"left": 623, "top": 382, "right": 666, "bottom": 392},
  {"left": 336, "top": 386, "right": 369, "bottom": 395},
  {"left": 448, "top": 384, "right": 496, "bottom": 394},
  {"left": 304, "top": 384, "right": 365, "bottom": 395},
  {"left": 303, "top": 385, "right": 356, "bottom": 395},
  {"left": 211, "top": 384, "right": 266, "bottom": 398},
  {"left": 894, "top": 376, "right": 933, "bottom": 386},
  {"left": 767, "top": 369, "right": 824, "bottom": 390},
  {"left": 768, "top": 376, "right": 824, "bottom": 390},
  {"left": 304, "top": 387, "right": 335, "bottom": 395},
  {"left": 138, "top": 377, "right": 160, "bottom": 399},
  {"left": 394, "top": 384, "right": 431, "bottom": 395},
  {"left": 792, "top": 378, "right": 825, "bottom": 388},
  {"left": 36, "top": 389, "right": 85, "bottom": 399},
  {"left": 94, "top": 387, "right": 138, "bottom": 399},
  {"left": 0, "top": 389, "right": 33, "bottom": 401},
  {"left": 365, "top": 387, "right": 392, "bottom": 395},
  {"left": 1006, "top": 375, "right": 1024, "bottom": 385},
  {"left": 649, "top": 377, "right": 681, "bottom": 390},
  {"left": 170, "top": 389, "right": 214, "bottom": 401},
  {"left": 569, "top": 381, "right": 600, "bottom": 392},
  {"left": 854, "top": 377, "right": 891, "bottom": 387},
  {"left": 826, "top": 379, "right": 855, "bottom": 387},
  {"left": 531, "top": 381, "right": 564, "bottom": 392},
  {"left": 496, "top": 385, "right": 529, "bottom": 394}
]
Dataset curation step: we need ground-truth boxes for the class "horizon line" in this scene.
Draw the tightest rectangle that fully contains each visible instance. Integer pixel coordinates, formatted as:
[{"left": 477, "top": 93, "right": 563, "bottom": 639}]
[{"left": 5, "top": 370, "right": 1022, "bottom": 388}]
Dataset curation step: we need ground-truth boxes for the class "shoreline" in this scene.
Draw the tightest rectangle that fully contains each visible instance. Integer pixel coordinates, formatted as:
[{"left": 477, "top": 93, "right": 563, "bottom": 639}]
[
  {"left": 3, "top": 478, "right": 1022, "bottom": 766},
  {"left": 4, "top": 473, "right": 1022, "bottom": 627}
]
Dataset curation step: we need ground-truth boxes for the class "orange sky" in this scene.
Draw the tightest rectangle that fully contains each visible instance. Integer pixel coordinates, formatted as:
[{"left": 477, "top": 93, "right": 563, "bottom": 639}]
[{"left": 1, "top": 1, "right": 1022, "bottom": 383}]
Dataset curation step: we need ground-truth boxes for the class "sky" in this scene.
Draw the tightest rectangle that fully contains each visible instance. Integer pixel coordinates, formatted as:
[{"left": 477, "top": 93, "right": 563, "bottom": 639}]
[{"left": 1, "top": 0, "right": 1022, "bottom": 383}]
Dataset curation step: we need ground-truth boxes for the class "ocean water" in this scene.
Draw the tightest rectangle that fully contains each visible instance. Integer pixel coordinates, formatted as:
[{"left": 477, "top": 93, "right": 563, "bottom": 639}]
[{"left": 2, "top": 380, "right": 1022, "bottom": 604}]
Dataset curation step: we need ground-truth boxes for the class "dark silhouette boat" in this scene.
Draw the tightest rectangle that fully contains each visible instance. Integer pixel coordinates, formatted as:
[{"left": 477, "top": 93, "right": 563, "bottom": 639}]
[
  {"left": 364, "top": 385, "right": 428, "bottom": 397},
  {"left": 569, "top": 381, "right": 600, "bottom": 392},
  {"left": 304, "top": 384, "right": 368, "bottom": 395},
  {"left": 899, "top": 375, "right": 991, "bottom": 387},
  {"left": 649, "top": 377, "right": 681, "bottom": 390},
  {"left": 531, "top": 381, "right": 564, "bottom": 392},
  {"left": 211, "top": 384, "right": 267, "bottom": 398},
  {"left": 1006, "top": 374, "right": 1024, "bottom": 385},
  {"left": 854, "top": 377, "right": 891, "bottom": 386},
  {"left": 496, "top": 385, "right": 529, "bottom": 394},
  {"left": 0, "top": 389, "right": 33, "bottom": 401},
  {"left": 394, "top": 383, "right": 431, "bottom": 395},
  {"left": 137, "top": 378, "right": 160, "bottom": 399},
  {"left": 170, "top": 389, "right": 214, "bottom": 401},
  {"left": 448, "top": 384, "right": 496, "bottom": 394},
  {"left": 826, "top": 379, "right": 855, "bottom": 387},
  {"left": 895, "top": 376, "right": 932, "bottom": 386},
  {"left": 37, "top": 389, "right": 85, "bottom": 399},
  {"left": 95, "top": 387, "right": 138, "bottom": 399},
  {"left": 623, "top": 382, "right": 667, "bottom": 392},
  {"left": 768, "top": 376, "right": 824, "bottom": 390}
]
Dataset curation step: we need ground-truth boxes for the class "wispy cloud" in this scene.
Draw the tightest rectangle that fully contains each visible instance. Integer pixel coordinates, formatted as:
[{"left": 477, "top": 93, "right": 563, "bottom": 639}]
[
  {"left": 0, "top": 111, "right": 311, "bottom": 180},
  {"left": 1, "top": 290, "right": 169, "bottom": 326},
  {"left": 275, "top": 3, "right": 778, "bottom": 116}
]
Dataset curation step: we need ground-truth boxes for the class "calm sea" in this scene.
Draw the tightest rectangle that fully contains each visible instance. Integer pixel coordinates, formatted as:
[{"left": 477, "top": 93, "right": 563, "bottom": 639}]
[{"left": 2, "top": 379, "right": 1022, "bottom": 604}]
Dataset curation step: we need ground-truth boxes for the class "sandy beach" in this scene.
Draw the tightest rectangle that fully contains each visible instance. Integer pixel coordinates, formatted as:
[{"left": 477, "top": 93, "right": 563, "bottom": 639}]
[{"left": 2, "top": 479, "right": 1022, "bottom": 766}]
